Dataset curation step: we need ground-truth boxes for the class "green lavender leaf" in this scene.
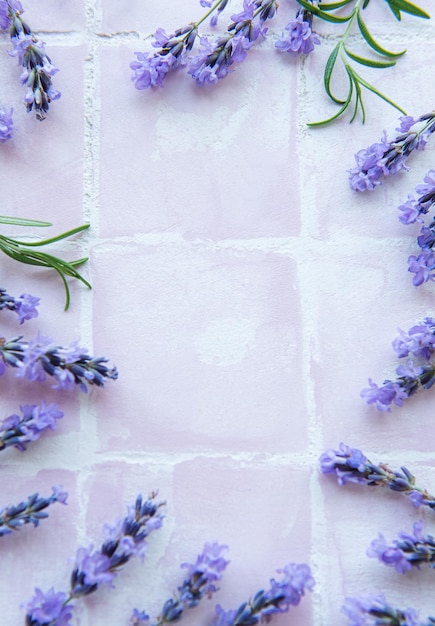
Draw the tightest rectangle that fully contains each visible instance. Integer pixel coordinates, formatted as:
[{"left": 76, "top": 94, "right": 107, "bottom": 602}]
[
  {"left": 384, "top": 0, "right": 430, "bottom": 20},
  {"left": 356, "top": 13, "right": 406, "bottom": 58},
  {"left": 0, "top": 219, "right": 91, "bottom": 310},
  {"left": 344, "top": 46, "right": 396, "bottom": 68}
]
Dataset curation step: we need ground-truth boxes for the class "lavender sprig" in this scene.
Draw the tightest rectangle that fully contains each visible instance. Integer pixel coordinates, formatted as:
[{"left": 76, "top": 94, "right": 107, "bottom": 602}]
[
  {"left": 320, "top": 442, "right": 435, "bottom": 511},
  {"left": 275, "top": 2, "right": 320, "bottom": 56},
  {"left": 188, "top": 0, "right": 278, "bottom": 86},
  {"left": 211, "top": 563, "right": 314, "bottom": 626},
  {"left": 0, "top": 402, "right": 63, "bottom": 451},
  {"left": 368, "top": 520, "right": 435, "bottom": 574},
  {"left": 1, "top": 0, "right": 61, "bottom": 120},
  {"left": 349, "top": 112, "right": 435, "bottom": 191},
  {"left": 131, "top": 0, "right": 230, "bottom": 89},
  {"left": 342, "top": 594, "right": 431, "bottom": 626},
  {"left": 397, "top": 171, "right": 435, "bottom": 286},
  {"left": 25, "top": 493, "right": 165, "bottom": 626},
  {"left": 0, "top": 485, "right": 67, "bottom": 537},
  {"left": 0, "top": 287, "right": 39, "bottom": 323},
  {"left": 0, "top": 333, "right": 118, "bottom": 392},
  {"left": 361, "top": 318, "right": 435, "bottom": 411},
  {"left": 131, "top": 542, "right": 229, "bottom": 626}
]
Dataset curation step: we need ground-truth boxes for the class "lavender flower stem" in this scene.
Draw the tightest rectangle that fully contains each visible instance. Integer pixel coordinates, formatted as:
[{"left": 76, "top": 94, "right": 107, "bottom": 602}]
[
  {"left": 131, "top": 542, "right": 229, "bottom": 626},
  {"left": 320, "top": 443, "right": 435, "bottom": 511},
  {"left": 368, "top": 520, "right": 435, "bottom": 574},
  {"left": 0, "top": 333, "right": 118, "bottom": 392},
  {"left": 25, "top": 493, "right": 165, "bottom": 626},
  {"left": 0, "top": 402, "right": 63, "bottom": 451},
  {"left": 0, "top": 486, "right": 67, "bottom": 537}
]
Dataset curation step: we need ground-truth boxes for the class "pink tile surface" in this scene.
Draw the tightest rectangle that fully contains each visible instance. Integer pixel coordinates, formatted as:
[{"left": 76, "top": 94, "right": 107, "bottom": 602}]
[{"left": 0, "top": 0, "right": 434, "bottom": 624}]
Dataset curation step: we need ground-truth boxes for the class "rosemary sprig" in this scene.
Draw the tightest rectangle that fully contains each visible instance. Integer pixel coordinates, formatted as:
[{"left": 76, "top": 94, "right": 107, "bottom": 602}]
[
  {"left": 297, "top": 0, "right": 430, "bottom": 124},
  {"left": 0, "top": 217, "right": 91, "bottom": 310}
]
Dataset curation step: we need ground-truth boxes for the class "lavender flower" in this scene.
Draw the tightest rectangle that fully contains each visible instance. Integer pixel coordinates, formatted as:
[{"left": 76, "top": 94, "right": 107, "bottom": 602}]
[
  {"left": 6, "top": 2, "right": 60, "bottom": 120},
  {"left": 0, "top": 402, "right": 63, "bottom": 452},
  {"left": 361, "top": 317, "right": 435, "bottom": 410},
  {"left": 342, "top": 594, "right": 423, "bottom": 626},
  {"left": 131, "top": 0, "right": 231, "bottom": 89},
  {"left": 275, "top": 5, "right": 320, "bottom": 55},
  {"left": 320, "top": 442, "right": 435, "bottom": 511},
  {"left": 0, "top": 106, "right": 14, "bottom": 142},
  {"left": 392, "top": 318, "right": 435, "bottom": 360},
  {"left": 25, "top": 493, "right": 165, "bottom": 625},
  {"left": 0, "top": 287, "right": 39, "bottom": 323},
  {"left": 188, "top": 0, "right": 278, "bottom": 86},
  {"left": 0, "top": 0, "right": 22, "bottom": 30},
  {"left": 397, "top": 171, "right": 435, "bottom": 286},
  {"left": 0, "top": 333, "right": 118, "bottom": 392},
  {"left": 0, "top": 485, "right": 67, "bottom": 537},
  {"left": 349, "top": 112, "right": 435, "bottom": 192},
  {"left": 361, "top": 361, "right": 435, "bottom": 411},
  {"left": 25, "top": 588, "right": 73, "bottom": 626},
  {"left": 132, "top": 542, "right": 229, "bottom": 625},
  {"left": 211, "top": 563, "right": 314, "bottom": 625},
  {"left": 368, "top": 520, "right": 435, "bottom": 574}
]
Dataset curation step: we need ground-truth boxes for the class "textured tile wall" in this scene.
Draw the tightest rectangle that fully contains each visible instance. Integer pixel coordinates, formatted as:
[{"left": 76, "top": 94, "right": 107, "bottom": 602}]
[{"left": 0, "top": 0, "right": 434, "bottom": 624}]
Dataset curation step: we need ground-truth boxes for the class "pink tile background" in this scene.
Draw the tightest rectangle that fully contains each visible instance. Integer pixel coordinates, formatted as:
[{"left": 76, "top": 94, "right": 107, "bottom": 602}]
[{"left": 0, "top": 0, "right": 434, "bottom": 624}]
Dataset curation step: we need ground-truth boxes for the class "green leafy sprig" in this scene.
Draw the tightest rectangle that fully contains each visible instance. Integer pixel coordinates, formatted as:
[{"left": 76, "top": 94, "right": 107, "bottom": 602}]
[
  {"left": 0, "top": 216, "right": 91, "bottom": 310},
  {"left": 297, "top": 0, "right": 430, "bottom": 125}
]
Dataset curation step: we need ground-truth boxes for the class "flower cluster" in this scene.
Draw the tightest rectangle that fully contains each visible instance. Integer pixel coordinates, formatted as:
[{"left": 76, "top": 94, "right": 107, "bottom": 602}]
[
  {"left": 212, "top": 563, "right": 314, "bottom": 626},
  {"left": 0, "top": 402, "right": 63, "bottom": 452},
  {"left": 0, "top": 333, "right": 118, "bottom": 392},
  {"left": 396, "top": 170, "right": 435, "bottom": 286},
  {"left": 0, "top": 287, "right": 39, "bottom": 323},
  {"left": 131, "top": 0, "right": 284, "bottom": 90},
  {"left": 25, "top": 493, "right": 165, "bottom": 625},
  {"left": 320, "top": 442, "right": 435, "bottom": 511},
  {"left": 131, "top": 542, "right": 230, "bottom": 625},
  {"left": 368, "top": 520, "right": 435, "bottom": 574},
  {"left": 342, "top": 594, "right": 430, "bottom": 626},
  {"left": 1, "top": 0, "right": 61, "bottom": 121},
  {"left": 349, "top": 113, "right": 435, "bottom": 191},
  {"left": 361, "top": 318, "right": 435, "bottom": 411},
  {"left": 275, "top": 4, "right": 320, "bottom": 56},
  {"left": 0, "top": 485, "right": 67, "bottom": 537}
]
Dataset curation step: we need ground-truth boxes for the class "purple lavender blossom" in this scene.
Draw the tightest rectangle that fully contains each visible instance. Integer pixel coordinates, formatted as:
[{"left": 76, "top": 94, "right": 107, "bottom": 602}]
[
  {"left": 392, "top": 318, "right": 435, "bottom": 360},
  {"left": 0, "top": 485, "right": 67, "bottom": 537},
  {"left": 25, "top": 493, "right": 164, "bottom": 625},
  {"left": 131, "top": 23, "right": 199, "bottom": 89},
  {"left": 0, "top": 288, "right": 39, "bottom": 323},
  {"left": 5, "top": 3, "right": 60, "bottom": 120},
  {"left": 132, "top": 542, "right": 229, "bottom": 625},
  {"left": 0, "top": 106, "right": 14, "bottom": 142},
  {"left": 25, "top": 588, "right": 73, "bottom": 626},
  {"left": 211, "top": 563, "right": 314, "bottom": 625},
  {"left": 342, "top": 594, "right": 422, "bottom": 626},
  {"left": 275, "top": 7, "right": 320, "bottom": 55},
  {"left": 320, "top": 442, "right": 435, "bottom": 511},
  {"left": 362, "top": 321, "right": 435, "bottom": 411},
  {"left": 0, "top": 402, "right": 63, "bottom": 452},
  {"left": 179, "top": 541, "right": 229, "bottom": 605},
  {"left": 349, "top": 113, "right": 435, "bottom": 191},
  {"left": 367, "top": 520, "right": 435, "bottom": 574},
  {"left": 0, "top": 333, "right": 118, "bottom": 392},
  {"left": 188, "top": 0, "right": 277, "bottom": 86},
  {"left": 130, "top": 609, "right": 150, "bottom": 625},
  {"left": 407, "top": 249, "right": 435, "bottom": 286}
]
